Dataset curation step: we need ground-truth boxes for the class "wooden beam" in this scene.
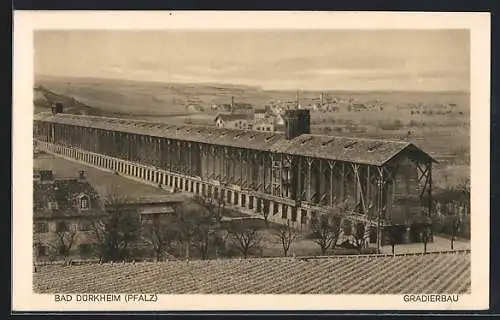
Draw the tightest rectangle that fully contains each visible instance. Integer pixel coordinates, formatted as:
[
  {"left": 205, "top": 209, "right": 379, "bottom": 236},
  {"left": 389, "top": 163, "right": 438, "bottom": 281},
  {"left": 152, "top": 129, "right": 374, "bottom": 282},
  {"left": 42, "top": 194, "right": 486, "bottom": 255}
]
[
  {"left": 279, "top": 153, "right": 283, "bottom": 197},
  {"left": 353, "top": 164, "right": 367, "bottom": 214},
  {"left": 328, "top": 160, "right": 335, "bottom": 206},
  {"left": 307, "top": 158, "right": 313, "bottom": 202},
  {"left": 296, "top": 156, "right": 302, "bottom": 202},
  {"left": 340, "top": 162, "right": 345, "bottom": 201},
  {"left": 428, "top": 162, "right": 433, "bottom": 217},
  {"left": 366, "top": 165, "right": 371, "bottom": 207}
]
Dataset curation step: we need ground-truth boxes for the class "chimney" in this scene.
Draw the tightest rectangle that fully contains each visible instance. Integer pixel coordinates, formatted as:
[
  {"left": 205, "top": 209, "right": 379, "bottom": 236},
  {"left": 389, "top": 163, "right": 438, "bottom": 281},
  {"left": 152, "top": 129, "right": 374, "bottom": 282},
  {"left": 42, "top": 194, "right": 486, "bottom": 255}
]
[
  {"left": 51, "top": 102, "right": 63, "bottom": 114},
  {"left": 284, "top": 109, "right": 310, "bottom": 140}
]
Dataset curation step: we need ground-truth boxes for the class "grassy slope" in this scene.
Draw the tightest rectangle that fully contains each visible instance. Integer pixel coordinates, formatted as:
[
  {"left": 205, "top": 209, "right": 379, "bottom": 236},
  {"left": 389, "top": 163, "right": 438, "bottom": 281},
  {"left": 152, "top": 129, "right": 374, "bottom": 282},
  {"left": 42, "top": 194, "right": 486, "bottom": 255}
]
[{"left": 34, "top": 152, "right": 169, "bottom": 198}]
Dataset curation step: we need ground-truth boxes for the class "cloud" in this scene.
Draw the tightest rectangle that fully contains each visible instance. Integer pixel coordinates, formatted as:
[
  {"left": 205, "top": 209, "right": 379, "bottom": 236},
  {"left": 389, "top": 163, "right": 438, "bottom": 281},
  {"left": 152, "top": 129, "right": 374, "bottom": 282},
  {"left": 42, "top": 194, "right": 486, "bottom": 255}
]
[{"left": 34, "top": 30, "right": 470, "bottom": 91}]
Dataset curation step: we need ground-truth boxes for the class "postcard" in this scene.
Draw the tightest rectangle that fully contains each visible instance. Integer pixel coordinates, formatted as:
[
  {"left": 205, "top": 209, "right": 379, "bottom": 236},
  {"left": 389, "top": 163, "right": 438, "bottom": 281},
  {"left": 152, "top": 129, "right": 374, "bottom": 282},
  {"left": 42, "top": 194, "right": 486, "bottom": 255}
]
[{"left": 12, "top": 11, "right": 490, "bottom": 311}]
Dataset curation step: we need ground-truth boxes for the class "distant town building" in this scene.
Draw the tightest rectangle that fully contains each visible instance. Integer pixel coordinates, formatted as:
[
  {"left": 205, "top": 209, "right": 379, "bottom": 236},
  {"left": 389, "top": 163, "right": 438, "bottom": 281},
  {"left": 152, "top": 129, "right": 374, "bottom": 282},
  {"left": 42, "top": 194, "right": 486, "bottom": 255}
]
[
  {"left": 254, "top": 110, "right": 267, "bottom": 120},
  {"left": 214, "top": 113, "right": 252, "bottom": 130},
  {"left": 274, "top": 113, "right": 285, "bottom": 126},
  {"left": 253, "top": 118, "right": 275, "bottom": 132},
  {"left": 231, "top": 103, "right": 254, "bottom": 116}
]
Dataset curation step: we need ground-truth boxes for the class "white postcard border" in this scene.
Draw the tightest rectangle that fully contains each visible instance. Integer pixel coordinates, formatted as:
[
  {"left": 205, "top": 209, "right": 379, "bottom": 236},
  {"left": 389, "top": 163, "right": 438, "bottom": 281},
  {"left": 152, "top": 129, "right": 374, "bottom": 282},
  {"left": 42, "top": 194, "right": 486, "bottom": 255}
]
[{"left": 12, "top": 11, "right": 491, "bottom": 311}]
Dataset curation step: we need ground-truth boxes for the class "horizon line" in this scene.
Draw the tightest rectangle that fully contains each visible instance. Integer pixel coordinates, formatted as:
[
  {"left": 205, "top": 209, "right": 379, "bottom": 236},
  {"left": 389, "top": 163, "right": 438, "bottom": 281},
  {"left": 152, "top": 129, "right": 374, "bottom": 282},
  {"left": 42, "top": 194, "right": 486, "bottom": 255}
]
[{"left": 34, "top": 73, "right": 471, "bottom": 94}]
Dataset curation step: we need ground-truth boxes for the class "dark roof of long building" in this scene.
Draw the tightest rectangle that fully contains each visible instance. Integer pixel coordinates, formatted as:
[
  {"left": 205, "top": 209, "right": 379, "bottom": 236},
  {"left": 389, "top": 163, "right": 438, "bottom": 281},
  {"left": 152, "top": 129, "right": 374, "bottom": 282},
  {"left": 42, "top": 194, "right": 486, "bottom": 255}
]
[{"left": 34, "top": 112, "right": 436, "bottom": 166}]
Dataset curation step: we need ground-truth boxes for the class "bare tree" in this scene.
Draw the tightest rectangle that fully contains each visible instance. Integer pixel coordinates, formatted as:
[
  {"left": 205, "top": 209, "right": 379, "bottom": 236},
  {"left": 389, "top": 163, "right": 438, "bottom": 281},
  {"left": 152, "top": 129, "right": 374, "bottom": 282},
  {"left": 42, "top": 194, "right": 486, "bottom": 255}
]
[
  {"left": 46, "top": 221, "right": 78, "bottom": 260},
  {"left": 193, "top": 194, "right": 225, "bottom": 226},
  {"left": 387, "top": 222, "right": 397, "bottom": 254},
  {"left": 449, "top": 209, "right": 462, "bottom": 250},
  {"left": 90, "top": 210, "right": 140, "bottom": 262},
  {"left": 309, "top": 199, "right": 354, "bottom": 255},
  {"left": 142, "top": 215, "right": 178, "bottom": 262},
  {"left": 352, "top": 221, "right": 367, "bottom": 251},
  {"left": 273, "top": 219, "right": 299, "bottom": 257},
  {"left": 260, "top": 199, "right": 270, "bottom": 226},
  {"left": 193, "top": 223, "right": 218, "bottom": 260},
  {"left": 172, "top": 200, "right": 199, "bottom": 259},
  {"left": 173, "top": 198, "right": 219, "bottom": 260},
  {"left": 309, "top": 212, "right": 343, "bottom": 255},
  {"left": 421, "top": 216, "right": 433, "bottom": 254},
  {"left": 88, "top": 191, "right": 141, "bottom": 262},
  {"left": 228, "top": 222, "right": 262, "bottom": 259}
]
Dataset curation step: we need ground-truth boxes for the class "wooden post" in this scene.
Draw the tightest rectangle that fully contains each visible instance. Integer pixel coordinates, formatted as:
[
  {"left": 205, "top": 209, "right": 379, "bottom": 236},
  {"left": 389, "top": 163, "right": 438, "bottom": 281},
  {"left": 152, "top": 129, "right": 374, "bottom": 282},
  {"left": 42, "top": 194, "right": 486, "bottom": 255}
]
[
  {"left": 297, "top": 157, "right": 302, "bottom": 201},
  {"left": 263, "top": 153, "right": 266, "bottom": 193},
  {"left": 318, "top": 159, "right": 323, "bottom": 204},
  {"left": 307, "top": 158, "right": 312, "bottom": 202},
  {"left": 239, "top": 149, "right": 244, "bottom": 185},
  {"left": 329, "top": 161, "right": 334, "bottom": 206},
  {"left": 376, "top": 167, "right": 386, "bottom": 251},
  {"left": 367, "top": 165, "right": 371, "bottom": 207},
  {"left": 279, "top": 154, "right": 283, "bottom": 197},
  {"left": 212, "top": 146, "right": 216, "bottom": 178},
  {"left": 428, "top": 162, "right": 433, "bottom": 217},
  {"left": 340, "top": 162, "right": 345, "bottom": 201}
]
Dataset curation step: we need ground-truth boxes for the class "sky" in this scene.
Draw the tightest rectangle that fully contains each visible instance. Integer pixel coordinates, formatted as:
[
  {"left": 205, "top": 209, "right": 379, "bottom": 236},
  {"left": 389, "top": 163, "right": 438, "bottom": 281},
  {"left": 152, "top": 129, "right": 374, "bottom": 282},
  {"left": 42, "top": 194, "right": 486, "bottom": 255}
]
[{"left": 34, "top": 30, "right": 470, "bottom": 91}]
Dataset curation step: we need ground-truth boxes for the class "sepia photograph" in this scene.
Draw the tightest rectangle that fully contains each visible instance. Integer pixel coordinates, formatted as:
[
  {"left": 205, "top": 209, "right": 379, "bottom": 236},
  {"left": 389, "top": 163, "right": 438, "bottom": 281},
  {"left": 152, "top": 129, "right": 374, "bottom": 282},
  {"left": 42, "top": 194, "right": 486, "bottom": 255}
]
[{"left": 13, "top": 11, "right": 490, "bottom": 311}]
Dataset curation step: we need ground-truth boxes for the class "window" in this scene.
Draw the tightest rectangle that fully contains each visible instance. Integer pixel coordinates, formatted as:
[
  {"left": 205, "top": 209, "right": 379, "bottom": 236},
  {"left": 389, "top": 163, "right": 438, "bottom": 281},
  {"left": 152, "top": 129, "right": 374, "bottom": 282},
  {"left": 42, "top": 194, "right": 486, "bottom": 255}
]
[
  {"left": 34, "top": 222, "right": 48, "bottom": 233},
  {"left": 48, "top": 201, "right": 59, "bottom": 210},
  {"left": 79, "top": 195, "right": 90, "bottom": 210},
  {"left": 56, "top": 221, "right": 69, "bottom": 232}
]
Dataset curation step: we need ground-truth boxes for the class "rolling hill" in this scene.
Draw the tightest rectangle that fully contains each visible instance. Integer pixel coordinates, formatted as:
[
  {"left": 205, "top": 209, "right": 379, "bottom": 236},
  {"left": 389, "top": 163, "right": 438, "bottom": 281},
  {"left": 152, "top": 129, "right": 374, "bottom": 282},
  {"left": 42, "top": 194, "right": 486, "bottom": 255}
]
[{"left": 35, "top": 75, "right": 469, "bottom": 118}]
